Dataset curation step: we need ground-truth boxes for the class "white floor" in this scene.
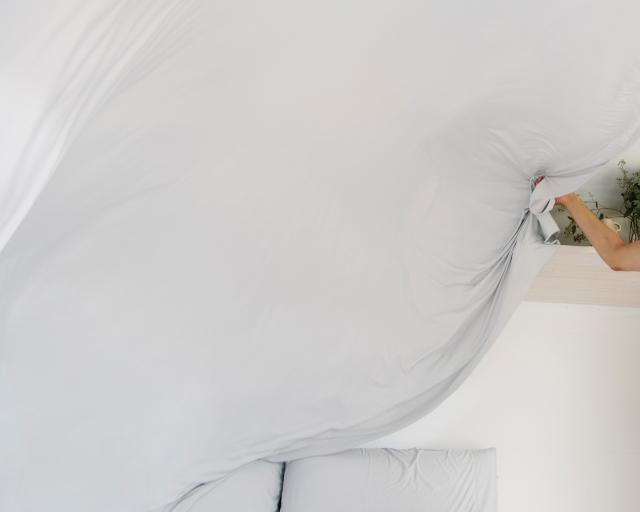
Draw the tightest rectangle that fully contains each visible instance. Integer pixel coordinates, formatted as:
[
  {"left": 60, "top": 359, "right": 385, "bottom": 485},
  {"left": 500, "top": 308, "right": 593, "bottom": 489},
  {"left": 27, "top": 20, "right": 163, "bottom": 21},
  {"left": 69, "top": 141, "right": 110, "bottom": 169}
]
[{"left": 362, "top": 301, "right": 640, "bottom": 512}]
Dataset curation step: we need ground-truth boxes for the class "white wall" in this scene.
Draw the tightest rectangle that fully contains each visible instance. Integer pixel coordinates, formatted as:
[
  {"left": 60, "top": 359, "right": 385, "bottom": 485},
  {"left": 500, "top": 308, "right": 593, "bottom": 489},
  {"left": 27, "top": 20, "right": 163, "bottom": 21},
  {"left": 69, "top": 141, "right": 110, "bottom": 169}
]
[{"left": 362, "top": 301, "right": 640, "bottom": 512}]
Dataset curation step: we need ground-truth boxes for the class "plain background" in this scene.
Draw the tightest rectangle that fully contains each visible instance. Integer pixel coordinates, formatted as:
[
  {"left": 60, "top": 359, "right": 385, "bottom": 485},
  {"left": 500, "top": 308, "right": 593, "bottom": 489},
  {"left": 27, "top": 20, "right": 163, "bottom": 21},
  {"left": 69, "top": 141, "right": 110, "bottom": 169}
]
[{"left": 363, "top": 301, "right": 640, "bottom": 512}]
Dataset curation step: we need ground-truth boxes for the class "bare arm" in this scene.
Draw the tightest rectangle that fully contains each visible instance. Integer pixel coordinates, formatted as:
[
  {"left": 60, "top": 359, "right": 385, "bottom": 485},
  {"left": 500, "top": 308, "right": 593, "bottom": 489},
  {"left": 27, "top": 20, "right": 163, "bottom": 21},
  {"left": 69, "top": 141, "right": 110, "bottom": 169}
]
[{"left": 557, "top": 193, "right": 640, "bottom": 271}]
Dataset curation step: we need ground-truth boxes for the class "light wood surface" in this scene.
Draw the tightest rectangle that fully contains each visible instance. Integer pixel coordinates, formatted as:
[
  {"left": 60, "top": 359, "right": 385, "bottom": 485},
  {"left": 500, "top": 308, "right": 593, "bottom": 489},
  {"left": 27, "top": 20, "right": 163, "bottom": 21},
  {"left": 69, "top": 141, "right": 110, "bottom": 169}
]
[{"left": 526, "top": 245, "right": 640, "bottom": 308}]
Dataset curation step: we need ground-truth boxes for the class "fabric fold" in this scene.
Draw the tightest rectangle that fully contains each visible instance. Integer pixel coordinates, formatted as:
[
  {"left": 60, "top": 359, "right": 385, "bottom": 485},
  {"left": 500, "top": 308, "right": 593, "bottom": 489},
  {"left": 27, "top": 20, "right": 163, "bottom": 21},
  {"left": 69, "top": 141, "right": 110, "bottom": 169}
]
[{"left": 528, "top": 176, "right": 560, "bottom": 243}]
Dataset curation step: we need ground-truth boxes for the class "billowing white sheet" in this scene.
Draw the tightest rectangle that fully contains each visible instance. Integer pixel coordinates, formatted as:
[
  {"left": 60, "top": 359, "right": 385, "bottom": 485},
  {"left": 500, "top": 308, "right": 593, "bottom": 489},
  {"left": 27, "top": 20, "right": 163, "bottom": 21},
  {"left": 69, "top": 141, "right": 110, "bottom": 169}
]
[{"left": 1, "top": 1, "right": 640, "bottom": 511}]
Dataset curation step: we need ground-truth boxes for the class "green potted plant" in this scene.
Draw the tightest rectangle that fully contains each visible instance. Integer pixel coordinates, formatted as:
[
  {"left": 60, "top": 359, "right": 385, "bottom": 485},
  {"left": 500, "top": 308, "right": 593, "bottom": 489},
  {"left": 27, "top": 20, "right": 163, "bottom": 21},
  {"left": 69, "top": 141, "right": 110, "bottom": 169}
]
[
  {"left": 558, "top": 194, "right": 623, "bottom": 244},
  {"left": 555, "top": 159, "right": 640, "bottom": 245},
  {"left": 617, "top": 159, "right": 640, "bottom": 242}
]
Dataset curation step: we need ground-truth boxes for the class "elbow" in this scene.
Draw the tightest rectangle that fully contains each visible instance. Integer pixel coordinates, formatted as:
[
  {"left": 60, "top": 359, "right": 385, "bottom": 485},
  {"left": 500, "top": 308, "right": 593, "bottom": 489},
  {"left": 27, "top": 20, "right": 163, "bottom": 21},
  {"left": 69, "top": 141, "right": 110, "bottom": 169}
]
[{"left": 606, "top": 248, "right": 626, "bottom": 272}]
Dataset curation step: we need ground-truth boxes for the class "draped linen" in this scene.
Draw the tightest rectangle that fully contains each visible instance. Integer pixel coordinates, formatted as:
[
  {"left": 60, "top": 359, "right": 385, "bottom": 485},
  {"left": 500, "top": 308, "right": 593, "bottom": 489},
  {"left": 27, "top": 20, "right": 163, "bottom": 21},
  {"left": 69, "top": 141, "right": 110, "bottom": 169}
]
[{"left": 1, "top": 1, "right": 640, "bottom": 511}]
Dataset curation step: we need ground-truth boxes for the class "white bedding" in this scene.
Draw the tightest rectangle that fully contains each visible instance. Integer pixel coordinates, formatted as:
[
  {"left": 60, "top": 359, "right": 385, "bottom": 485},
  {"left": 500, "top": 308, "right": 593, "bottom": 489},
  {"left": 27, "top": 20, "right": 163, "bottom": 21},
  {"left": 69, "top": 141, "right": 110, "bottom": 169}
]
[
  {"left": 280, "top": 448, "right": 497, "bottom": 512},
  {"left": 165, "top": 461, "right": 283, "bottom": 512},
  {"left": 1, "top": 1, "right": 640, "bottom": 510}
]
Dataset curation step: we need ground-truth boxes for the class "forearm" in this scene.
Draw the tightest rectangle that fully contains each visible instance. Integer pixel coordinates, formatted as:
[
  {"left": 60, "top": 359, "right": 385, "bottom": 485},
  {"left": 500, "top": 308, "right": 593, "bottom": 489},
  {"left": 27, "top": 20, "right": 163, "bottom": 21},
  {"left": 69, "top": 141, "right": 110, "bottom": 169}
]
[{"left": 561, "top": 193, "right": 626, "bottom": 269}]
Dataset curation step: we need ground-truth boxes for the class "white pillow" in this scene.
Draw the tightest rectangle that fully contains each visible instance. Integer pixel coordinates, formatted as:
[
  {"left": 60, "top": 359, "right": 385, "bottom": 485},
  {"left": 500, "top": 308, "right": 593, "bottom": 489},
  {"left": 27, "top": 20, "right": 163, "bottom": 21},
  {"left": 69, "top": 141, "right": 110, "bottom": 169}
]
[
  {"left": 280, "top": 448, "right": 497, "bottom": 512},
  {"left": 165, "top": 461, "right": 283, "bottom": 512}
]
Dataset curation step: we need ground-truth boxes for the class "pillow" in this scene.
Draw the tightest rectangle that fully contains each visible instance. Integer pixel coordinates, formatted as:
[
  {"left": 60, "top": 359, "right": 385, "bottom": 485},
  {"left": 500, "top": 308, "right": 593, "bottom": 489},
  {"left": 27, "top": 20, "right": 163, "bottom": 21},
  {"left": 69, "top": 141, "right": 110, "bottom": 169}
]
[
  {"left": 165, "top": 461, "right": 283, "bottom": 512},
  {"left": 280, "top": 448, "right": 497, "bottom": 512}
]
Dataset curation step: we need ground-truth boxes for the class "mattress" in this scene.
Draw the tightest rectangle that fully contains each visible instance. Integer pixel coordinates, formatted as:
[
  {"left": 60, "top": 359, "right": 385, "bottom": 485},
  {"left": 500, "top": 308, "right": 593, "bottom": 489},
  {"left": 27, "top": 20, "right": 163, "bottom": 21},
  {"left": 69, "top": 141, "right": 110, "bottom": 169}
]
[{"left": 280, "top": 448, "right": 497, "bottom": 512}]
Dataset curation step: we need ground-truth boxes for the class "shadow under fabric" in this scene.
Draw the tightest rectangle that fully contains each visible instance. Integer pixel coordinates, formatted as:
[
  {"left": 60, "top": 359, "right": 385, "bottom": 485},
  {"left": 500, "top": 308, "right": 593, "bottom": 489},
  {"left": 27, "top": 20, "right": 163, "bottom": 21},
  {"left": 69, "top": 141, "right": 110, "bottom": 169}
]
[{"left": 1, "top": 1, "right": 640, "bottom": 511}]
